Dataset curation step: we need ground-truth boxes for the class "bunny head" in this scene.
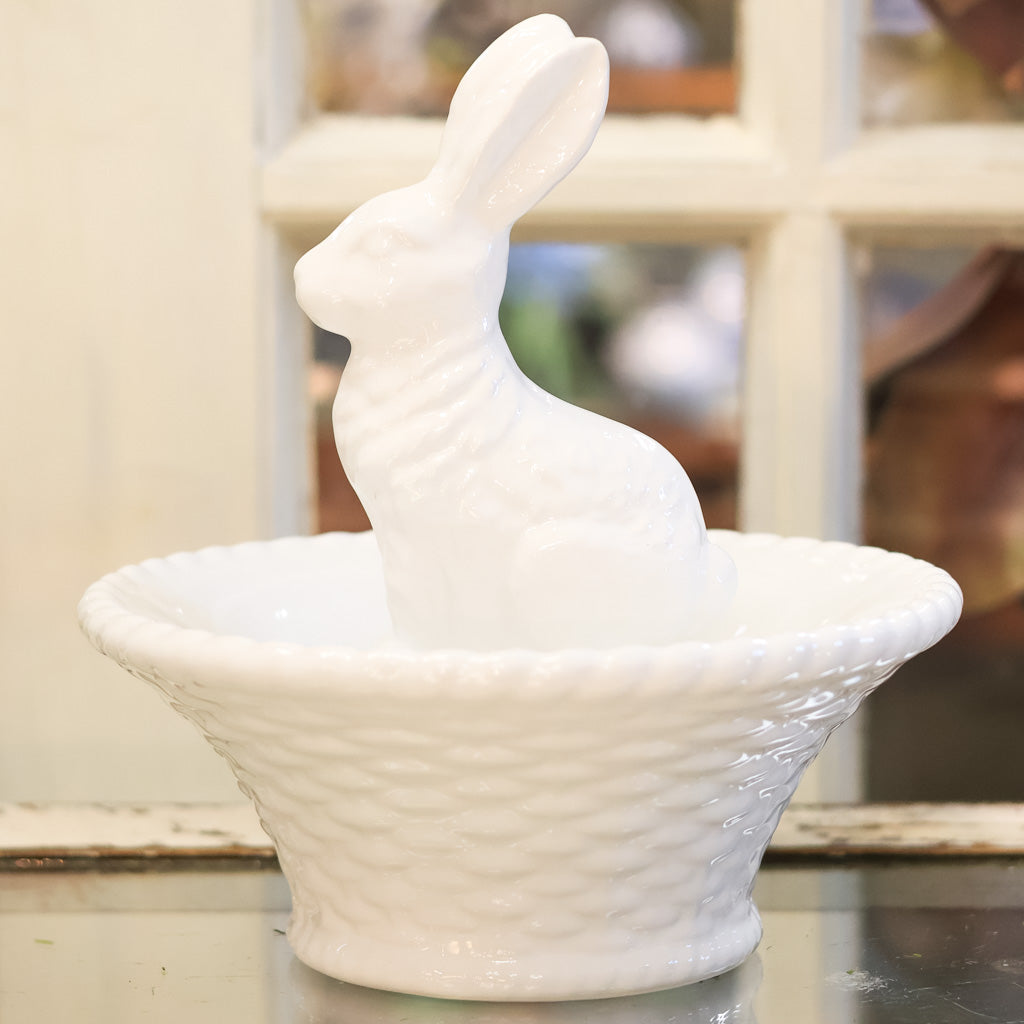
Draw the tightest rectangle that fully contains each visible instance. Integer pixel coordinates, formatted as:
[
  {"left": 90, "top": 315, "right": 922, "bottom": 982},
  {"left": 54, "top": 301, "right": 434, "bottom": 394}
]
[{"left": 294, "top": 15, "right": 609, "bottom": 347}]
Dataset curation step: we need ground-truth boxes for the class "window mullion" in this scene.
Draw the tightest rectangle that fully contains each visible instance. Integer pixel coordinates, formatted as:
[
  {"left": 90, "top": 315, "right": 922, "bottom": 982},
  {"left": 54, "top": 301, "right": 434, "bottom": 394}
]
[
  {"left": 262, "top": 114, "right": 787, "bottom": 242},
  {"left": 742, "top": 214, "right": 862, "bottom": 541},
  {"left": 827, "top": 125, "right": 1024, "bottom": 238},
  {"left": 738, "top": 0, "right": 861, "bottom": 159},
  {"left": 736, "top": 0, "right": 864, "bottom": 538}
]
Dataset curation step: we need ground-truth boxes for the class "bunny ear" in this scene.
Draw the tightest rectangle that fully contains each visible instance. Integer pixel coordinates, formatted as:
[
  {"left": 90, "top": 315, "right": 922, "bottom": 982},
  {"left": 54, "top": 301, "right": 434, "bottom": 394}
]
[
  {"left": 445, "top": 14, "right": 576, "bottom": 127},
  {"left": 429, "top": 16, "right": 609, "bottom": 232}
]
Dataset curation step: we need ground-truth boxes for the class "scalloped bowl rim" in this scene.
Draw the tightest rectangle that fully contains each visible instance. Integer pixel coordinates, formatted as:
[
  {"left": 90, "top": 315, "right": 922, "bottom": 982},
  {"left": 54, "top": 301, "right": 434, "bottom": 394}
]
[{"left": 77, "top": 529, "right": 963, "bottom": 698}]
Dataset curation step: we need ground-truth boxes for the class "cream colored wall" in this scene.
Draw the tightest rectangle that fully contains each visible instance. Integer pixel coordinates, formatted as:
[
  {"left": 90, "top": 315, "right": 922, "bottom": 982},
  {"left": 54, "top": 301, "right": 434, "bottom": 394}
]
[{"left": 0, "top": 1, "right": 271, "bottom": 800}]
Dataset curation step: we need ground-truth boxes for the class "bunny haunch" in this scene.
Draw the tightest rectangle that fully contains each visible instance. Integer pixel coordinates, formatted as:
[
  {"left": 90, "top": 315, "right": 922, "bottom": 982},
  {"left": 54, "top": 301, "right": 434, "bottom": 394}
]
[{"left": 294, "top": 14, "right": 736, "bottom": 650}]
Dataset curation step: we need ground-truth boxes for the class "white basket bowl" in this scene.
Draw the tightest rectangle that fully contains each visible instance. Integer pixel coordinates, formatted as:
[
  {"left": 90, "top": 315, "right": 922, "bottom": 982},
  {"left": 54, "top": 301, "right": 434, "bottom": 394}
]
[{"left": 78, "top": 530, "right": 961, "bottom": 1001}]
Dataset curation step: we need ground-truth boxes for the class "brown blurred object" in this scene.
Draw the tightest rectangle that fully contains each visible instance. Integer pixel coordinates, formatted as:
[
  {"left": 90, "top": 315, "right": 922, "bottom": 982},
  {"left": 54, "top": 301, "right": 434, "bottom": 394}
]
[
  {"left": 865, "top": 248, "right": 1024, "bottom": 616},
  {"left": 420, "top": 66, "right": 738, "bottom": 119},
  {"left": 316, "top": 421, "right": 371, "bottom": 533},
  {"left": 922, "top": 0, "right": 1024, "bottom": 93},
  {"left": 608, "top": 66, "right": 735, "bottom": 114},
  {"left": 311, "top": 364, "right": 371, "bottom": 533}
]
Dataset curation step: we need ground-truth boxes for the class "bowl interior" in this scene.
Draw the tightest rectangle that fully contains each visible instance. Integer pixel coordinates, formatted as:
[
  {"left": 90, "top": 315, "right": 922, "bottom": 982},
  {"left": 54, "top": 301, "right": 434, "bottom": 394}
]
[{"left": 103, "top": 531, "right": 958, "bottom": 650}]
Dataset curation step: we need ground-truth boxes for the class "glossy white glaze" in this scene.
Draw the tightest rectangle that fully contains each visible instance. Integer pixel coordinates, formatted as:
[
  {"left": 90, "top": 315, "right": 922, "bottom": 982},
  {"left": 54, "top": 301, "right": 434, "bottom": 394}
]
[
  {"left": 294, "top": 14, "right": 735, "bottom": 650},
  {"left": 78, "top": 530, "right": 962, "bottom": 1000}
]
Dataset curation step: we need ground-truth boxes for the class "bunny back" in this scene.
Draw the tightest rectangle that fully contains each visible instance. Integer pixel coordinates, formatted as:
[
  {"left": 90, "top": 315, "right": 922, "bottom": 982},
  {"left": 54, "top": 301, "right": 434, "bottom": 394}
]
[{"left": 333, "top": 325, "right": 730, "bottom": 650}]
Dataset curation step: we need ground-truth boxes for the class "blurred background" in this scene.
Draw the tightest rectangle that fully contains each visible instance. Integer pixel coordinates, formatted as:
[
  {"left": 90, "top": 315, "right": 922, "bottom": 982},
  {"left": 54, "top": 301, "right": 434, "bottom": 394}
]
[{"left": 3, "top": 0, "right": 1024, "bottom": 805}]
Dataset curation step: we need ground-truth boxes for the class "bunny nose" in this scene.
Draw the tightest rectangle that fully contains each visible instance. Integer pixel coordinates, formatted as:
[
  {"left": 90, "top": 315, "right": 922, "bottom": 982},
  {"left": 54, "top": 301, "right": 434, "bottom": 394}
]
[{"left": 294, "top": 257, "right": 328, "bottom": 319}]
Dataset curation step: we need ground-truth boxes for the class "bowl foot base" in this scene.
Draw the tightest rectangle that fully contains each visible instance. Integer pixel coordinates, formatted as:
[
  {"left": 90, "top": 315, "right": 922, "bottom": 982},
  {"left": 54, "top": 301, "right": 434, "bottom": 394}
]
[{"left": 287, "top": 903, "right": 763, "bottom": 1002}]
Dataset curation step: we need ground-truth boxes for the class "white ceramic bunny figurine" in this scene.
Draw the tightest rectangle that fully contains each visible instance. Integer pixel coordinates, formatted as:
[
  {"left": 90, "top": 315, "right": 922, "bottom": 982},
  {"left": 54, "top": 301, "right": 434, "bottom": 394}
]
[{"left": 295, "top": 14, "right": 736, "bottom": 651}]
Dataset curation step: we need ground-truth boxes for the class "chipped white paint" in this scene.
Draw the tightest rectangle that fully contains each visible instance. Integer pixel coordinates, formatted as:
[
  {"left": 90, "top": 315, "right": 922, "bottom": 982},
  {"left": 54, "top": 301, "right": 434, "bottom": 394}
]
[
  {"left": 0, "top": 803, "right": 267, "bottom": 857},
  {"left": 4, "top": 803, "right": 1023, "bottom": 858},
  {"left": 773, "top": 802, "right": 1024, "bottom": 855}
]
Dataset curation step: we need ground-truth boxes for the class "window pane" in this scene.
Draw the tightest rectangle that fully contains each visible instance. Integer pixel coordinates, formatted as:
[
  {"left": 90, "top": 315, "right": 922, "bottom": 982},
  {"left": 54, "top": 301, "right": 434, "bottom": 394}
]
[
  {"left": 864, "top": 0, "right": 1024, "bottom": 126},
  {"left": 861, "top": 245, "right": 1024, "bottom": 800},
  {"left": 312, "top": 243, "right": 744, "bottom": 533},
  {"left": 304, "top": 0, "right": 737, "bottom": 116}
]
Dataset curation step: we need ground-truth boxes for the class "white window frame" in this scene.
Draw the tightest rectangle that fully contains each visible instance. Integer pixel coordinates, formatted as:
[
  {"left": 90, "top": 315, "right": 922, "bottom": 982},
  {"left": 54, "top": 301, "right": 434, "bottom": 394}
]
[{"left": 261, "top": 0, "right": 1024, "bottom": 802}]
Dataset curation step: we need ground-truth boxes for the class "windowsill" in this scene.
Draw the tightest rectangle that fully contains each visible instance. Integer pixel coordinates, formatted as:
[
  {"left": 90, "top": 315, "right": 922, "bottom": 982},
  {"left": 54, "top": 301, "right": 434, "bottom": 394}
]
[{"left": 3, "top": 802, "right": 1023, "bottom": 865}]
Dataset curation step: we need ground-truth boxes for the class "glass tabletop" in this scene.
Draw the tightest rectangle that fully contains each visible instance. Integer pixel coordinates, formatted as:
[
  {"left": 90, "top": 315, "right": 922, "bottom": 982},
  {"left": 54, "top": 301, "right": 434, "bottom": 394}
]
[{"left": 2, "top": 858, "right": 1023, "bottom": 1023}]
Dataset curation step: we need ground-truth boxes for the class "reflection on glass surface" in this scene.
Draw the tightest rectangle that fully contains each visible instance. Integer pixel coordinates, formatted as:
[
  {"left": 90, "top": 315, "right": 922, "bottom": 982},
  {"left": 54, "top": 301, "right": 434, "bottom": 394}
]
[
  {"left": 292, "top": 955, "right": 761, "bottom": 1022},
  {"left": 312, "top": 243, "right": 744, "bottom": 534},
  {"left": 862, "top": 907, "right": 1024, "bottom": 1023},
  {"left": 3, "top": 861, "right": 1024, "bottom": 1022},
  {"left": 861, "top": 246, "right": 1024, "bottom": 800},
  {"left": 864, "top": 0, "right": 1024, "bottom": 126},
  {"left": 304, "top": 0, "right": 737, "bottom": 116}
]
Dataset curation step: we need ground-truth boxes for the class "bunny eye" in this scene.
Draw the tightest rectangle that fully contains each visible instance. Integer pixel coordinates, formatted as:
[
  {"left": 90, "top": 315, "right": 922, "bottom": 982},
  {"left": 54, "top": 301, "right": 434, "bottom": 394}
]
[
  {"left": 362, "top": 231, "right": 392, "bottom": 259},
  {"left": 362, "top": 225, "right": 417, "bottom": 259}
]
